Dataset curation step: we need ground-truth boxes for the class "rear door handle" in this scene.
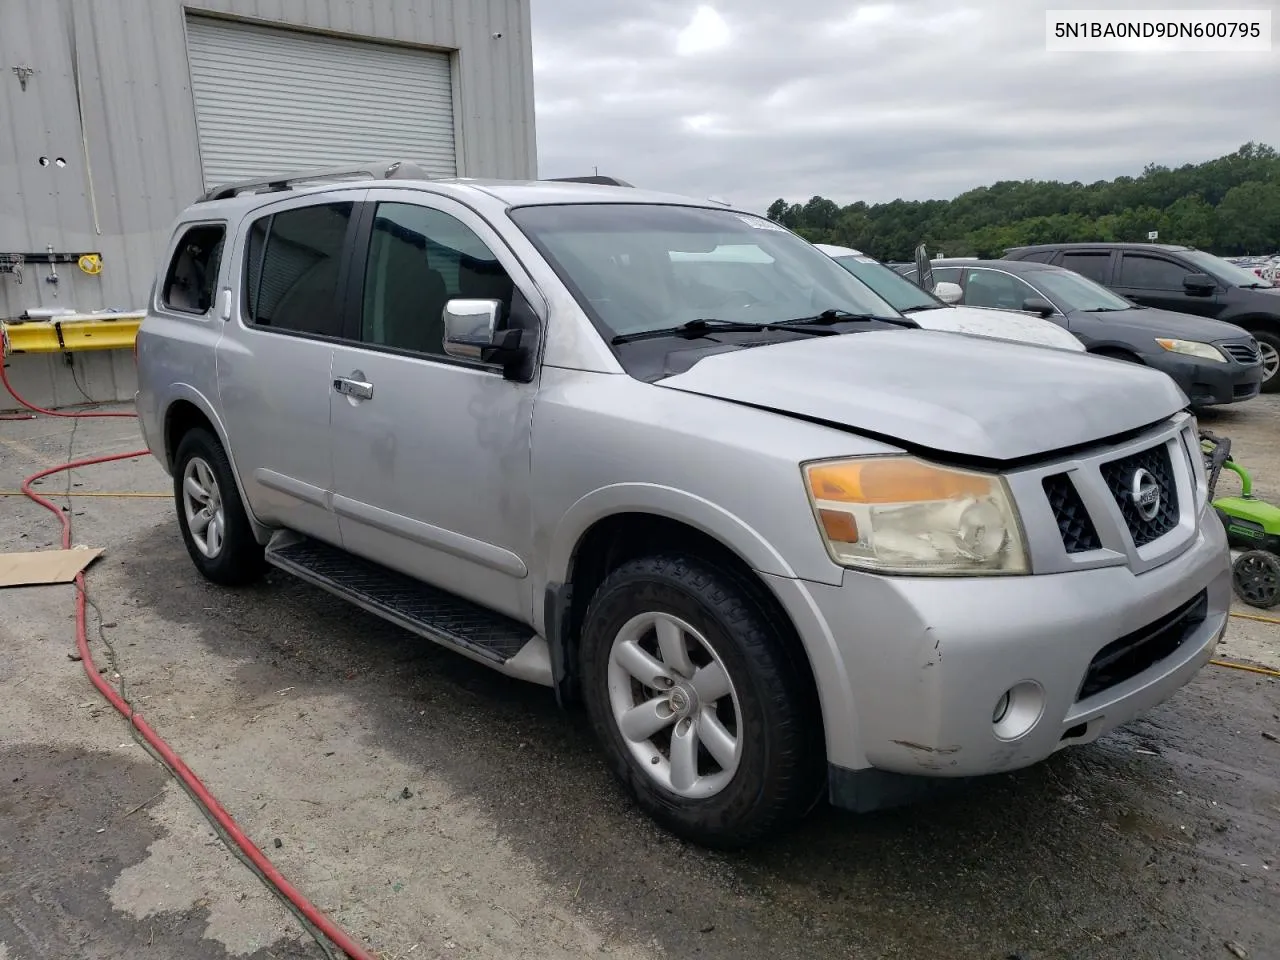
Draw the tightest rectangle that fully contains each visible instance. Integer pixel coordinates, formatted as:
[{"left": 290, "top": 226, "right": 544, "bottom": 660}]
[{"left": 333, "top": 376, "right": 374, "bottom": 400}]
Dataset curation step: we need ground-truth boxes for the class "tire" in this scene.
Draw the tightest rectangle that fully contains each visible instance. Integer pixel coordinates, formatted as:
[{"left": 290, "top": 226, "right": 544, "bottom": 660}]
[
  {"left": 172, "top": 427, "right": 265, "bottom": 586},
  {"left": 579, "top": 554, "right": 823, "bottom": 848},
  {"left": 1252, "top": 329, "right": 1280, "bottom": 394}
]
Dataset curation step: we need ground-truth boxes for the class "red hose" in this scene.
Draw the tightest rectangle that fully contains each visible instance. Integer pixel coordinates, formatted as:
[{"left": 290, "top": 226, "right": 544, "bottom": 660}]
[
  {"left": 8, "top": 380, "right": 375, "bottom": 959},
  {"left": 0, "top": 361, "right": 136, "bottom": 418}
]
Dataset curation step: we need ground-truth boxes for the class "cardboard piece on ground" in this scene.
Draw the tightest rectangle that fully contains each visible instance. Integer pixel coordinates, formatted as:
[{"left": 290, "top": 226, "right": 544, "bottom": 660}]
[{"left": 0, "top": 547, "right": 103, "bottom": 587}]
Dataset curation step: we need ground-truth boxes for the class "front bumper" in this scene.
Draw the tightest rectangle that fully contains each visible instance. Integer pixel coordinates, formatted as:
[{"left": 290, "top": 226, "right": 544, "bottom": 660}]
[
  {"left": 1148, "top": 351, "right": 1263, "bottom": 405},
  {"left": 765, "top": 506, "right": 1231, "bottom": 786}
]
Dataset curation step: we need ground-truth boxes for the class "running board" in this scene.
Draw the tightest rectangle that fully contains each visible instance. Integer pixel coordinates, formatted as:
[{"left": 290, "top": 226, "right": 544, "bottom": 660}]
[{"left": 265, "top": 534, "right": 552, "bottom": 686}]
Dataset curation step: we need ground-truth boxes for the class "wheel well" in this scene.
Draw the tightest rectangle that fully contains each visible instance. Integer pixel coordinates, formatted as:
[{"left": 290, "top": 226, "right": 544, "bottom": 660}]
[
  {"left": 1091, "top": 346, "right": 1144, "bottom": 364},
  {"left": 163, "top": 400, "right": 215, "bottom": 470},
  {"left": 558, "top": 513, "right": 823, "bottom": 730},
  {"left": 1232, "top": 317, "right": 1279, "bottom": 339}
]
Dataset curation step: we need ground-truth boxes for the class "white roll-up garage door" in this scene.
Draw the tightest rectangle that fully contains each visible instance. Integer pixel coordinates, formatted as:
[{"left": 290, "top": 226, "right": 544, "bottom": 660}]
[{"left": 184, "top": 16, "right": 457, "bottom": 190}]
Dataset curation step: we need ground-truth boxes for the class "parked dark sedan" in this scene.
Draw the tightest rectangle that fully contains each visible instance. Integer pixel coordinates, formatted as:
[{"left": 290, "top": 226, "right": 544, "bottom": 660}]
[
  {"left": 900, "top": 258, "right": 1265, "bottom": 407},
  {"left": 1003, "top": 242, "right": 1280, "bottom": 392}
]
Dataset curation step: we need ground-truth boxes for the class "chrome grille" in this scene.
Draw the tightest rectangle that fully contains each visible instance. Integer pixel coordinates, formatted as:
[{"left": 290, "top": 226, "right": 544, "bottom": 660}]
[
  {"left": 1043, "top": 473, "right": 1102, "bottom": 553},
  {"left": 1014, "top": 417, "right": 1198, "bottom": 575},
  {"left": 1099, "top": 444, "right": 1180, "bottom": 547}
]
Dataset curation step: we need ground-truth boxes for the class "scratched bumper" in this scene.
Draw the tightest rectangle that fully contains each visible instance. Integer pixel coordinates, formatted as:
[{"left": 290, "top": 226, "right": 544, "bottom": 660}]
[{"left": 766, "top": 507, "right": 1231, "bottom": 782}]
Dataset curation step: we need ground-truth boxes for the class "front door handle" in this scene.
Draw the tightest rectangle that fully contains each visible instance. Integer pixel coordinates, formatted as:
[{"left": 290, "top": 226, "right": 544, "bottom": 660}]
[{"left": 333, "top": 376, "right": 374, "bottom": 400}]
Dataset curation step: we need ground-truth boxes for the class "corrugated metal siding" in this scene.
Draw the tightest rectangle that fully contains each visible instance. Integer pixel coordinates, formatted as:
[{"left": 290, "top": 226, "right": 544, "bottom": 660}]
[
  {"left": 185, "top": 16, "right": 457, "bottom": 189},
  {"left": 1, "top": 0, "right": 534, "bottom": 331}
]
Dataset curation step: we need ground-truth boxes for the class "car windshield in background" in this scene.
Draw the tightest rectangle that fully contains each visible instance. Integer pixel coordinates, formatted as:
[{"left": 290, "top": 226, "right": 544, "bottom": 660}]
[
  {"left": 829, "top": 254, "right": 941, "bottom": 312},
  {"left": 1032, "top": 269, "right": 1134, "bottom": 312},
  {"left": 507, "top": 204, "right": 903, "bottom": 339},
  {"left": 1181, "top": 249, "right": 1272, "bottom": 287}
]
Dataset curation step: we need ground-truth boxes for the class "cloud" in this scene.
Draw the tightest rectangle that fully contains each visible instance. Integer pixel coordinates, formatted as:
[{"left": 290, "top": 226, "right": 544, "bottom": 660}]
[
  {"left": 677, "top": 5, "right": 730, "bottom": 55},
  {"left": 529, "top": 0, "right": 1280, "bottom": 213}
]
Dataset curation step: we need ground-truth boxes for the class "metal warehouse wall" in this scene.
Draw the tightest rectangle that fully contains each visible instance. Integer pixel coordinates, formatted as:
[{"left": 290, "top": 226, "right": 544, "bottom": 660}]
[{"left": 0, "top": 0, "right": 537, "bottom": 326}]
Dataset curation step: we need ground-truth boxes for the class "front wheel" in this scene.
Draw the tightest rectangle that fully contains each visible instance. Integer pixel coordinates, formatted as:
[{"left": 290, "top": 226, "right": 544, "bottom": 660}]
[
  {"left": 1252, "top": 330, "right": 1280, "bottom": 394},
  {"left": 579, "top": 555, "right": 823, "bottom": 848}
]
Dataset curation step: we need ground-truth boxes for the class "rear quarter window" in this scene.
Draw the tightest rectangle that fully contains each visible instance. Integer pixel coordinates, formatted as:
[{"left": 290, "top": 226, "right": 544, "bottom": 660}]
[{"left": 162, "top": 224, "right": 225, "bottom": 314}]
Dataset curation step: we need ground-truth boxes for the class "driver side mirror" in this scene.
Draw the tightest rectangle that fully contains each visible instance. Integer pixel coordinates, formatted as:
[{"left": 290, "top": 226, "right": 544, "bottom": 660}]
[
  {"left": 1022, "top": 296, "right": 1056, "bottom": 318},
  {"left": 443, "top": 298, "right": 526, "bottom": 370},
  {"left": 934, "top": 281, "right": 963, "bottom": 304},
  {"left": 1182, "top": 272, "right": 1216, "bottom": 295}
]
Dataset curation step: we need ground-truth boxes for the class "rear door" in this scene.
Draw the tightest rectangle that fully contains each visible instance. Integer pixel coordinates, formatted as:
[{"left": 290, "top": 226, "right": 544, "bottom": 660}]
[
  {"left": 1113, "top": 250, "right": 1222, "bottom": 317},
  {"left": 1056, "top": 249, "right": 1116, "bottom": 286},
  {"left": 216, "top": 193, "right": 365, "bottom": 544}
]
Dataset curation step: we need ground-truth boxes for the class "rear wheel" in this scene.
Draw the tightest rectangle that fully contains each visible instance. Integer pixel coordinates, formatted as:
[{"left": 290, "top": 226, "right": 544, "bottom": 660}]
[
  {"left": 579, "top": 554, "right": 823, "bottom": 848},
  {"left": 173, "top": 428, "right": 265, "bottom": 586},
  {"left": 1252, "top": 330, "right": 1280, "bottom": 394}
]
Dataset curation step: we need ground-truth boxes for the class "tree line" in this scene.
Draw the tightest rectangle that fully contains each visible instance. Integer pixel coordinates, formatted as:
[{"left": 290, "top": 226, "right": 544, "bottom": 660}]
[{"left": 765, "top": 142, "right": 1280, "bottom": 262}]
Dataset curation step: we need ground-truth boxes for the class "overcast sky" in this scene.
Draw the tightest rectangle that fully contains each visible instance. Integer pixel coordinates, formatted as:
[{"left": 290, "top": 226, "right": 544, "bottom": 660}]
[{"left": 530, "top": 0, "right": 1280, "bottom": 213}]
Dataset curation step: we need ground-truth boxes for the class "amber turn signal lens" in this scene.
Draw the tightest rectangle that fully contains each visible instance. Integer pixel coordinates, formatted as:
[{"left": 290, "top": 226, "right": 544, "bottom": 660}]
[
  {"left": 807, "top": 458, "right": 993, "bottom": 504},
  {"left": 818, "top": 508, "right": 859, "bottom": 543}
]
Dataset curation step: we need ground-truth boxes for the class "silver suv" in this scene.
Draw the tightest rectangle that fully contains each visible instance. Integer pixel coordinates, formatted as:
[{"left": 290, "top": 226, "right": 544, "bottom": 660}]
[{"left": 135, "top": 161, "right": 1231, "bottom": 847}]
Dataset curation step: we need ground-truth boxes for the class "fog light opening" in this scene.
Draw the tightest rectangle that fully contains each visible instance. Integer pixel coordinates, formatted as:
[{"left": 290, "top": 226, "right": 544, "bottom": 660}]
[{"left": 992, "top": 680, "right": 1045, "bottom": 741}]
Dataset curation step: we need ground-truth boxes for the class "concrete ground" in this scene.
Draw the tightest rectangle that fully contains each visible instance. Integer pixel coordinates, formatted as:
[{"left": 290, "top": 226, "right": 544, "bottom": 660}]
[{"left": 1, "top": 395, "right": 1278, "bottom": 960}]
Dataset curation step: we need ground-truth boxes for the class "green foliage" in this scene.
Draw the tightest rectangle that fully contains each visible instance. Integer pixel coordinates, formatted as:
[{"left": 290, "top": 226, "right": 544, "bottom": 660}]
[{"left": 765, "top": 142, "right": 1280, "bottom": 261}]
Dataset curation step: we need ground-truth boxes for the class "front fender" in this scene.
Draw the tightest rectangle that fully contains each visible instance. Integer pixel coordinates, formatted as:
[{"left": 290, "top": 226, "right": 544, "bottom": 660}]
[{"left": 545, "top": 482, "right": 803, "bottom": 586}]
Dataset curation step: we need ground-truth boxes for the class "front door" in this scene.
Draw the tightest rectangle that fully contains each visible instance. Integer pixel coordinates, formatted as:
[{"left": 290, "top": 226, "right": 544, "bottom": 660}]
[
  {"left": 1113, "top": 251, "right": 1222, "bottom": 318},
  {"left": 327, "top": 192, "right": 542, "bottom": 622},
  {"left": 217, "top": 195, "right": 364, "bottom": 544}
]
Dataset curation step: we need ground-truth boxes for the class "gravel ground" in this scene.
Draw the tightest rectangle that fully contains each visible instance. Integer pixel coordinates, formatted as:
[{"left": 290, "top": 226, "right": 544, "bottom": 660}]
[{"left": 1, "top": 394, "right": 1277, "bottom": 960}]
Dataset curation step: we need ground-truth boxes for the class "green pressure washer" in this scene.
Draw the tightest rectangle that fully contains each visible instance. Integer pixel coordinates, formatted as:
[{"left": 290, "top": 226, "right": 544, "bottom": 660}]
[{"left": 1200, "top": 430, "right": 1280, "bottom": 609}]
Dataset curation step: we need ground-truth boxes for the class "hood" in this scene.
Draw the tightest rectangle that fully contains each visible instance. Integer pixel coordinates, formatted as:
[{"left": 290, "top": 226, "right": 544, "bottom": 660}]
[
  {"left": 657, "top": 328, "right": 1187, "bottom": 462},
  {"left": 1072, "top": 306, "right": 1255, "bottom": 343},
  {"left": 909, "top": 304, "right": 1085, "bottom": 351},
  {"left": 1239, "top": 283, "right": 1280, "bottom": 303}
]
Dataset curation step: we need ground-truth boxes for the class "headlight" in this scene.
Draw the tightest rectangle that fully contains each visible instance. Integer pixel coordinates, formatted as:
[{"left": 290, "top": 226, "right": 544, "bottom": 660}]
[
  {"left": 1155, "top": 338, "right": 1226, "bottom": 363},
  {"left": 802, "top": 456, "right": 1028, "bottom": 575}
]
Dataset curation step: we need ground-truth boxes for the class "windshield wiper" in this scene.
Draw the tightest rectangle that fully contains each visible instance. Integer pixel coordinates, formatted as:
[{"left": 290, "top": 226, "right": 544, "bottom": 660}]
[
  {"left": 900, "top": 304, "right": 944, "bottom": 313},
  {"left": 776, "top": 308, "right": 917, "bottom": 329},
  {"left": 614, "top": 320, "right": 834, "bottom": 345},
  {"left": 611, "top": 318, "right": 774, "bottom": 345}
]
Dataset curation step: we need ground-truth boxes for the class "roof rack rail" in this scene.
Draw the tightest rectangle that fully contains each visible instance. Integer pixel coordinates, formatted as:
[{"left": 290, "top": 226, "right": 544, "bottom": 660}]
[
  {"left": 199, "top": 159, "right": 431, "bottom": 202},
  {"left": 545, "top": 175, "right": 634, "bottom": 187}
]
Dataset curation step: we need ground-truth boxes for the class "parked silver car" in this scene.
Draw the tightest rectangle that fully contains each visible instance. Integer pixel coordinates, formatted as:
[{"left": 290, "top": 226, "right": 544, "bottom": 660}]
[{"left": 135, "top": 161, "right": 1231, "bottom": 847}]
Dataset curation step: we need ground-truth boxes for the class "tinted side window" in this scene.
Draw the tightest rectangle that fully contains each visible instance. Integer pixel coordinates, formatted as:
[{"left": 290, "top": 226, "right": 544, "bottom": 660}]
[
  {"left": 243, "top": 202, "right": 354, "bottom": 336},
  {"left": 359, "top": 202, "right": 514, "bottom": 355},
  {"left": 1117, "top": 254, "right": 1188, "bottom": 290},
  {"left": 903, "top": 266, "right": 961, "bottom": 285},
  {"left": 1060, "top": 252, "right": 1111, "bottom": 283},
  {"left": 1020, "top": 250, "right": 1057, "bottom": 263},
  {"left": 163, "top": 224, "right": 224, "bottom": 314},
  {"left": 963, "top": 270, "right": 1038, "bottom": 310}
]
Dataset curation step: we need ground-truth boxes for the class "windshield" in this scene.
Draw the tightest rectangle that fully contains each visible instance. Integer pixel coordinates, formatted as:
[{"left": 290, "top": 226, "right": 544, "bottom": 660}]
[
  {"left": 507, "top": 204, "right": 903, "bottom": 338},
  {"left": 1032, "top": 269, "right": 1133, "bottom": 311},
  {"left": 1181, "top": 249, "right": 1272, "bottom": 287},
  {"left": 829, "top": 254, "right": 942, "bottom": 311}
]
